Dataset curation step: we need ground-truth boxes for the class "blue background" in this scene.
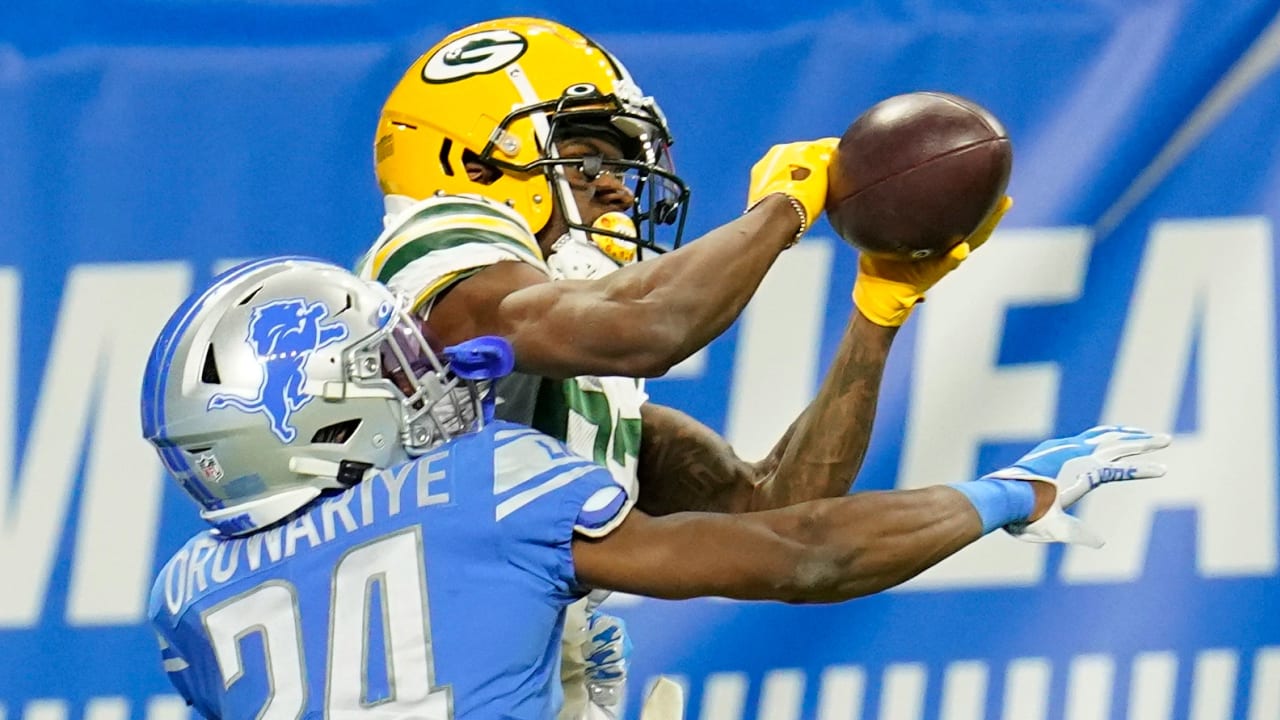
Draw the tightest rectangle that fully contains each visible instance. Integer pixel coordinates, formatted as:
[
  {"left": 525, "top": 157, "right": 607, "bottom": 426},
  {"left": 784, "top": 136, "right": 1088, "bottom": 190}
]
[{"left": 3, "top": 1, "right": 1280, "bottom": 718}]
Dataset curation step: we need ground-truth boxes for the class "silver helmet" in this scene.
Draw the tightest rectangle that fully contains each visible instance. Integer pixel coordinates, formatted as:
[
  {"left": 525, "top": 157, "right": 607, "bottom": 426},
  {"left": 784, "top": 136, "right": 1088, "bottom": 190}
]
[{"left": 141, "top": 257, "right": 503, "bottom": 536}]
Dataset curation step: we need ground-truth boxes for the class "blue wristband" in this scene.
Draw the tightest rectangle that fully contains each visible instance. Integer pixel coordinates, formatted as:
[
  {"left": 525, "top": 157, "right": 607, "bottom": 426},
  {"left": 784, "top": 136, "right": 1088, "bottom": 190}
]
[{"left": 949, "top": 478, "right": 1036, "bottom": 534}]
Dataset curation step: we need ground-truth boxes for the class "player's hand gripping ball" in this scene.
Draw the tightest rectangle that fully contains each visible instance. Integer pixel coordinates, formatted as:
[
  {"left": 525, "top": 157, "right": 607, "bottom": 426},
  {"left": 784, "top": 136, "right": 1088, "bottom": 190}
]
[{"left": 825, "top": 91, "right": 1012, "bottom": 260}]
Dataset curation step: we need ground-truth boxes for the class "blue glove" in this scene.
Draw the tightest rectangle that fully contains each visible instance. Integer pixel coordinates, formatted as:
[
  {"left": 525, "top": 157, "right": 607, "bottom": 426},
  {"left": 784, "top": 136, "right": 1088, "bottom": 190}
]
[
  {"left": 984, "top": 425, "right": 1171, "bottom": 547},
  {"left": 583, "top": 610, "right": 632, "bottom": 712}
]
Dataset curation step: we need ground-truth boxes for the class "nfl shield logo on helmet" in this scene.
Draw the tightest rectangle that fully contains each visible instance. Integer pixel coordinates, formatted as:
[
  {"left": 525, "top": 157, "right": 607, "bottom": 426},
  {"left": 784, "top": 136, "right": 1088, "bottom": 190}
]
[{"left": 195, "top": 452, "right": 225, "bottom": 484}]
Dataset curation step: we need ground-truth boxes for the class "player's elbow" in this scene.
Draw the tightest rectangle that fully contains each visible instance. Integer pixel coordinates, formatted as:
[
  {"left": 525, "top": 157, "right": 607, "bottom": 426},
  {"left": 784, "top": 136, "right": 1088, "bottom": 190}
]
[
  {"left": 783, "top": 546, "right": 885, "bottom": 604},
  {"left": 774, "top": 509, "right": 881, "bottom": 604}
]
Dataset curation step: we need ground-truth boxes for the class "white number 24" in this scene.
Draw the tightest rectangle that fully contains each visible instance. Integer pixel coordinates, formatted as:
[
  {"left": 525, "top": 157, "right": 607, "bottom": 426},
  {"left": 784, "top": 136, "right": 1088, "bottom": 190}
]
[{"left": 201, "top": 529, "right": 452, "bottom": 718}]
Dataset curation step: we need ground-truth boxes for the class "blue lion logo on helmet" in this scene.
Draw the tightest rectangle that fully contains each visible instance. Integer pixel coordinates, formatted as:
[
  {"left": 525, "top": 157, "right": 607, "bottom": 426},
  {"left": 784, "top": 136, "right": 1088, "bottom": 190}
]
[{"left": 208, "top": 298, "right": 349, "bottom": 443}]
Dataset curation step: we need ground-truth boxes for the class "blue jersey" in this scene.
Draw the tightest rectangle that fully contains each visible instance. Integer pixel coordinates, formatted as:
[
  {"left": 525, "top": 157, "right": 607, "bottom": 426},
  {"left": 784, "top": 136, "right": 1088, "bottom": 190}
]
[{"left": 149, "top": 421, "right": 632, "bottom": 720}]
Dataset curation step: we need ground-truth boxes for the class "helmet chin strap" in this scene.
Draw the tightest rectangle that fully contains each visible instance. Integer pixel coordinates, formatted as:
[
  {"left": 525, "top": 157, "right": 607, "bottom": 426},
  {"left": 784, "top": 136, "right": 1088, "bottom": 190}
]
[
  {"left": 545, "top": 146, "right": 636, "bottom": 272},
  {"left": 546, "top": 148, "right": 597, "bottom": 252},
  {"left": 288, "top": 456, "right": 378, "bottom": 486},
  {"left": 547, "top": 236, "right": 618, "bottom": 280}
]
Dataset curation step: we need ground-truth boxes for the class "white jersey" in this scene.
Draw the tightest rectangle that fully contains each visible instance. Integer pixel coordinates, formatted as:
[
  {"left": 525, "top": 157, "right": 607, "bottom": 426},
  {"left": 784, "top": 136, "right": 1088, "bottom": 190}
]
[{"left": 356, "top": 194, "right": 646, "bottom": 497}]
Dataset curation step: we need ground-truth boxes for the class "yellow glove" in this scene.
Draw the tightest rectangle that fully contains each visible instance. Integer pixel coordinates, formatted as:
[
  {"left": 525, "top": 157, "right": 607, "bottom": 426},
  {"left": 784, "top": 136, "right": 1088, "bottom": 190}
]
[
  {"left": 746, "top": 138, "right": 840, "bottom": 240},
  {"left": 853, "top": 196, "right": 1013, "bottom": 327}
]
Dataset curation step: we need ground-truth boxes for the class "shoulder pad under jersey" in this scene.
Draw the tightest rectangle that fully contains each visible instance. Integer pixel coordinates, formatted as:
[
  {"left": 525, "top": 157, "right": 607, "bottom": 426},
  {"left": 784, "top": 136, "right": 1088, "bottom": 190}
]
[{"left": 358, "top": 194, "right": 550, "bottom": 311}]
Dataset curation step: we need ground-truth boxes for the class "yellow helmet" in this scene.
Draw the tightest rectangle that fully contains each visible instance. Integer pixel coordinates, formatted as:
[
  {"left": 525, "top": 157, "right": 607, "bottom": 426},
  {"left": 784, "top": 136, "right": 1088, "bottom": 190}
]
[{"left": 374, "top": 17, "right": 690, "bottom": 255}]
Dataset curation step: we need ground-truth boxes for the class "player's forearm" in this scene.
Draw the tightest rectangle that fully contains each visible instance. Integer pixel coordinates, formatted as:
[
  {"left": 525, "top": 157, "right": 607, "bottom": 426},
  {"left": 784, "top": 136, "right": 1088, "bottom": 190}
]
[
  {"left": 749, "top": 313, "right": 897, "bottom": 509},
  {"left": 632, "top": 314, "right": 894, "bottom": 515},
  {"left": 483, "top": 199, "right": 797, "bottom": 379},
  {"left": 634, "top": 404, "right": 759, "bottom": 515},
  {"left": 633, "top": 318, "right": 896, "bottom": 512},
  {"left": 584, "top": 486, "right": 983, "bottom": 603},
  {"left": 594, "top": 195, "right": 799, "bottom": 372},
  {"left": 776, "top": 486, "right": 982, "bottom": 602}
]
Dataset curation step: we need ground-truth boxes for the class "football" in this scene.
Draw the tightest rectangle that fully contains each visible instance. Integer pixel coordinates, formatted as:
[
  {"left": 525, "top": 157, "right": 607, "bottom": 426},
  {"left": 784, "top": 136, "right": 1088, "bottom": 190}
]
[{"left": 825, "top": 91, "right": 1012, "bottom": 260}]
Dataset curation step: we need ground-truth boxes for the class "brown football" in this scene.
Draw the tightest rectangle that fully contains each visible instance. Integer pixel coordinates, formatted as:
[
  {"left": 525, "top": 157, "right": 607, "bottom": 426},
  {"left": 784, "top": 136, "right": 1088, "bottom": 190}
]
[{"left": 825, "top": 91, "right": 1012, "bottom": 260}]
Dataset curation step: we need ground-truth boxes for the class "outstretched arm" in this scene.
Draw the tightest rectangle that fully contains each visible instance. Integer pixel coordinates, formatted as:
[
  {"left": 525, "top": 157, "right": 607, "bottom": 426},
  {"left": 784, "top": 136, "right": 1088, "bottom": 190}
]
[
  {"left": 582, "top": 426, "right": 1170, "bottom": 602},
  {"left": 634, "top": 198, "right": 1015, "bottom": 513},
  {"left": 755, "top": 312, "right": 897, "bottom": 506},
  {"left": 432, "top": 194, "right": 799, "bottom": 379},
  {"left": 428, "top": 140, "right": 838, "bottom": 379},
  {"left": 636, "top": 312, "right": 896, "bottom": 515},
  {"left": 578, "top": 486, "right": 983, "bottom": 602}
]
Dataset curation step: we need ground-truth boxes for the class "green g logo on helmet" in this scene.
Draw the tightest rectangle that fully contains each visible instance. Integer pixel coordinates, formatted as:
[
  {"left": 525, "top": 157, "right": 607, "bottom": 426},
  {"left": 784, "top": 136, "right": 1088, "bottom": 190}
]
[{"left": 422, "top": 29, "right": 529, "bottom": 83}]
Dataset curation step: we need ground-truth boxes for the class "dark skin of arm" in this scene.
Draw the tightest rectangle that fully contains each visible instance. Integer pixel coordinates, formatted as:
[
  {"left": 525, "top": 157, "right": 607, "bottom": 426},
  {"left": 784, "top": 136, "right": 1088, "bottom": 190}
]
[
  {"left": 635, "top": 312, "right": 896, "bottom": 515},
  {"left": 428, "top": 193, "right": 802, "bottom": 381},
  {"left": 429, "top": 206, "right": 897, "bottom": 514},
  {"left": 574, "top": 483, "right": 1056, "bottom": 602},
  {"left": 429, "top": 138, "right": 897, "bottom": 514}
]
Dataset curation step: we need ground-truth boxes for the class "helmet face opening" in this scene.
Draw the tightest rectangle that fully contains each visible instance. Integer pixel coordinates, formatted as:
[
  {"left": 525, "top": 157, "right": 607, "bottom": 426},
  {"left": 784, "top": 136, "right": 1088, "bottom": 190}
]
[
  {"left": 479, "top": 86, "right": 691, "bottom": 258},
  {"left": 377, "top": 311, "right": 483, "bottom": 446}
]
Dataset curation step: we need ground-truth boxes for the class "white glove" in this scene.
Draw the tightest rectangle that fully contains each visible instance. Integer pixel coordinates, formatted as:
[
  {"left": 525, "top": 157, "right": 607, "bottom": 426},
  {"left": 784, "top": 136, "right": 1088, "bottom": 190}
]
[
  {"left": 583, "top": 610, "right": 631, "bottom": 716},
  {"left": 984, "top": 425, "right": 1172, "bottom": 547}
]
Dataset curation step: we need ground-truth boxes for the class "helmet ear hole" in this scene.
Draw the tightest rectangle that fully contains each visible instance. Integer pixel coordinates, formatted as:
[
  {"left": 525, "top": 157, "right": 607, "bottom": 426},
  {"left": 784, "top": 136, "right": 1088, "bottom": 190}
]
[
  {"left": 461, "top": 148, "right": 502, "bottom": 186},
  {"left": 201, "top": 346, "right": 221, "bottom": 384},
  {"left": 311, "top": 419, "right": 362, "bottom": 444},
  {"left": 235, "top": 287, "right": 263, "bottom": 307},
  {"left": 438, "top": 138, "right": 456, "bottom": 177}
]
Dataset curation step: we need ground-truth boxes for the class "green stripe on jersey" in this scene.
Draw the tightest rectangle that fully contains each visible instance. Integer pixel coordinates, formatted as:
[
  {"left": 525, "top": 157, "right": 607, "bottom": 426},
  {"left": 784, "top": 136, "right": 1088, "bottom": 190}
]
[
  {"left": 391, "top": 199, "right": 540, "bottom": 255},
  {"left": 377, "top": 226, "right": 539, "bottom": 284}
]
